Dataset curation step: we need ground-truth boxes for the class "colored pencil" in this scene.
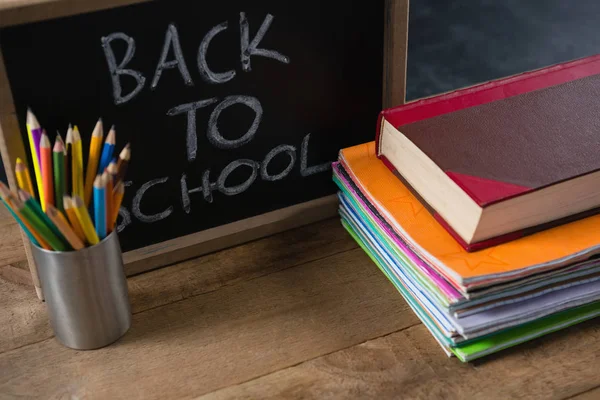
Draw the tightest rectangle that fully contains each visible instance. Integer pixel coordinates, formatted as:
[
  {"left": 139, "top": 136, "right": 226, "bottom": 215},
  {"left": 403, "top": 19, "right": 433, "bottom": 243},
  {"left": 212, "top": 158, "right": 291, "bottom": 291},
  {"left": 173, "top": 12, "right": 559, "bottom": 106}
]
[
  {"left": 72, "top": 195, "right": 99, "bottom": 245},
  {"left": 71, "top": 125, "right": 84, "bottom": 200},
  {"left": 63, "top": 195, "right": 87, "bottom": 242},
  {"left": 53, "top": 135, "right": 66, "bottom": 212},
  {"left": 107, "top": 159, "right": 118, "bottom": 183},
  {"left": 18, "top": 189, "right": 67, "bottom": 245},
  {"left": 115, "top": 143, "right": 130, "bottom": 184},
  {"left": 40, "top": 131, "right": 54, "bottom": 211},
  {"left": 98, "top": 125, "right": 116, "bottom": 174},
  {"left": 93, "top": 175, "right": 107, "bottom": 239},
  {"left": 111, "top": 181, "right": 125, "bottom": 229},
  {"left": 3, "top": 196, "right": 50, "bottom": 249},
  {"left": 0, "top": 182, "right": 47, "bottom": 248},
  {"left": 17, "top": 197, "right": 68, "bottom": 251},
  {"left": 65, "top": 125, "right": 73, "bottom": 195},
  {"left": 0, "top": 194, "right": 37, "bottom": 247},
  {"left": 103, "top": 169, "right": 114, "bottom": 232},
  {"left": 46, "top": 204, "right": 85, "bottom": 250},
  {"left": 15, "top": 158, "right": 35, "bottom": 197},
  {"left": 84, "top": 118, "right": 104, "bottom": 206},
  {"left": 26, "top": 109, "right": 43, "bottom": 203}
]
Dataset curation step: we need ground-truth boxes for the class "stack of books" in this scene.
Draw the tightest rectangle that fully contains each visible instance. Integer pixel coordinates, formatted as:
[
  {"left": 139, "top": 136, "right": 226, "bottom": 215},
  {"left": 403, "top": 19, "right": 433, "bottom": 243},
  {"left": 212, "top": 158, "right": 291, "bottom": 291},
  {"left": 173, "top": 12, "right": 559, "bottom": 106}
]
[{"left": 333, "top": 55, "right": 600, "bottom": 362}]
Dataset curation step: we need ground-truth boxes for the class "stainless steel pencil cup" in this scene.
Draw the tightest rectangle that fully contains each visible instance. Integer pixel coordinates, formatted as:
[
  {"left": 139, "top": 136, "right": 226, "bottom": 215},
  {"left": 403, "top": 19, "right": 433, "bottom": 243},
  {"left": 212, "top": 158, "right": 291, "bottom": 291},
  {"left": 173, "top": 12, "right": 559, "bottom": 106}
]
[{"left": 31, "top": 230, "right": 132, "bottom": 350}]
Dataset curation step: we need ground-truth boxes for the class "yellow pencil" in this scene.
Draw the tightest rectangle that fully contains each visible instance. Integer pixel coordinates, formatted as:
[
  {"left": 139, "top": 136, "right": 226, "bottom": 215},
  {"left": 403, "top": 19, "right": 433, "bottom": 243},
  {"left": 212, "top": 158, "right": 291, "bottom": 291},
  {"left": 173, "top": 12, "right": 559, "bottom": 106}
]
[
  {"left": 71, "top": 125, "right": 84, "bottom": 199},
  {"left": 26, "top": 109, "right": 44, "bottom": 204},
  {"left": 84, "top": 118, "right": 103, "bottom": 206},
  {"left": 63, "top": 195, "right": 87, "bottom": 242},
  {"left": 15, "top": 158, "right": 35, "bottom": 196},
  {"left": 46, "top": 204, "right": 85, "bottom": 250},
  {"left": 72, "top": 195, "right": 99, "bottom": 245}
]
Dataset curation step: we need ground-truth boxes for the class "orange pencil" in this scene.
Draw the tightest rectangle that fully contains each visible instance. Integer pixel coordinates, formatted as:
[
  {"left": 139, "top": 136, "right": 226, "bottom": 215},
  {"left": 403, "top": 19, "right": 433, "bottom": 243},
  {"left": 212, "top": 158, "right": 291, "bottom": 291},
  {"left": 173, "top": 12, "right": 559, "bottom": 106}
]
[
  {"left": 63, "top": 195, "right": 87, "bottom": 242},
  {"left": 46, "top": 204, "right": 85, "bottom": 250},
  {"left": 40, "top": 131, "right": 54, "bottom": 211},
  {"left": 102, "top": 171, "right": 113, "bottom": 233},
  {"left": 111, "top": 181, "right": 125, "bottom": 229},
  {"left": 84, "top": 118, "right": 103, "bottom": 206}
]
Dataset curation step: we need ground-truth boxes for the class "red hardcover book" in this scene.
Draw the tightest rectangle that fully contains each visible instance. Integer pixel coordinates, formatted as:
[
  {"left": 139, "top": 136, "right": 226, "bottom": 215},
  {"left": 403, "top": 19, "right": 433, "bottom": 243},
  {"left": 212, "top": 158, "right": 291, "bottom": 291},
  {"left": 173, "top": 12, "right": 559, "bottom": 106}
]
[{"left": 376, "top": 54, "right": 600, "bottom": 252}]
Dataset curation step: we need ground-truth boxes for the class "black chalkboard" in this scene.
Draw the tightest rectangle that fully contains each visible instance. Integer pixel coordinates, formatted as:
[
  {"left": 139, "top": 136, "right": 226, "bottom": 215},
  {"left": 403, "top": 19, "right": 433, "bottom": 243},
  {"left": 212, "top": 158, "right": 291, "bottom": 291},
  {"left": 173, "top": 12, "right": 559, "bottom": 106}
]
[{"left": 0, "top": 0, "right": 384, "bottom": 253}]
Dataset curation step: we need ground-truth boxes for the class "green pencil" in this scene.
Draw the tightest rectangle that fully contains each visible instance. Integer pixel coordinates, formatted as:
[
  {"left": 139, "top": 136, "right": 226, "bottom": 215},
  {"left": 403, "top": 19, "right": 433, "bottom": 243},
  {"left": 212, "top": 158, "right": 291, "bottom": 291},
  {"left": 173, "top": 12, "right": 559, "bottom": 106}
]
[
  {"left": 16, "top": 197, "right": 69, "bottom": 251},
  {"left": 18, "top": 189, "right": 69, "bottom": 246},
  {"left": 53, "top": 135, "right": 66, "bottom": 212}
]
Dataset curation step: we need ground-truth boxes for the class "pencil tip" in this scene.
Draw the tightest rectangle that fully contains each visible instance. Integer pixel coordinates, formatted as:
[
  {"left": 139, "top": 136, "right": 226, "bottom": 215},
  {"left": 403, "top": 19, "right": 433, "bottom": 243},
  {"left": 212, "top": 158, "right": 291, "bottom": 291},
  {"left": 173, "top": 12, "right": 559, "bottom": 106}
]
[
  {"left": 40, "top": 133, "right": 51, "bottom": 146},
  {"left": 17, "top": 189, "right": 30, "bottom": 201},
  {"left": 26, "top": 108, "right": 40, "bottom": 127},
  {"left": 72, "top": 195, "right": 83, "bottom": 206},
  {"left": 53, "top": 138, "right": 64, "bottom": 151},
  {"left": 94, "top": 175, "right": 103, "bottom": 186}
]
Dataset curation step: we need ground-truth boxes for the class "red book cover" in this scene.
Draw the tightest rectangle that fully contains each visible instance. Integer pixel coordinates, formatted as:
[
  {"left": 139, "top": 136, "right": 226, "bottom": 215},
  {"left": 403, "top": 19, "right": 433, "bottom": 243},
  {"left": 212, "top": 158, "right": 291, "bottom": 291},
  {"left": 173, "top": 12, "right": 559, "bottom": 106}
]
[{"left": 375, "top": 54, "right": 600, "bottom": 251}]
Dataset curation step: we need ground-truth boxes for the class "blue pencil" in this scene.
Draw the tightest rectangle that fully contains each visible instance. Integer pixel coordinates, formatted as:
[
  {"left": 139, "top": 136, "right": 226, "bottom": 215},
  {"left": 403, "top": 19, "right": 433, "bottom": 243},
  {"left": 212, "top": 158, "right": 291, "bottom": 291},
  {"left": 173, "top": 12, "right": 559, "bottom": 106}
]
[
  {"left": 93, "top": 174, "right": 107, "bottom": 239},
  {"left": 98, "top": 125, "right": 116, "bottom": 173}
]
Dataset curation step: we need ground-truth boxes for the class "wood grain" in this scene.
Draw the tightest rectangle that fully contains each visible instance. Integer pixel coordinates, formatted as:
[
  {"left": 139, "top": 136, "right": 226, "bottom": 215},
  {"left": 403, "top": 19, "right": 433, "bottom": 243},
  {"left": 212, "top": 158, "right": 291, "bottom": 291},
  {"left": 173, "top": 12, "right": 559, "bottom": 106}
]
[
  {"left": 122, "top": 195, "right": 339, "bottom": 276},
  {"left": 1, "top": 216, "right": 600, "bottom": 398},
  {"left": 571, "top": 386, "right": 600, "bottom": 400},
  {"left": 383, "top": 0, "right": 409, "bottom": 108},
  {"left": 0, "top": 248, "right": 419, "bottom": 399},
  {"left": 201, "top": 319, "right": 600, "bottom": 400},
  {"left": 0, "top": 218, "right": 356, "bottom": 353},
  {"left": 0, "top": 211, "right": 25, "bottom": 267},
  {"left": 0, "top": 263, "right": 31, "bottom": 286},
  {"left": 0, "top": 274, "right": 49, "bottom": 353},
  {"left": 0, "top": 0, "right": 150, "bottom": 27}
]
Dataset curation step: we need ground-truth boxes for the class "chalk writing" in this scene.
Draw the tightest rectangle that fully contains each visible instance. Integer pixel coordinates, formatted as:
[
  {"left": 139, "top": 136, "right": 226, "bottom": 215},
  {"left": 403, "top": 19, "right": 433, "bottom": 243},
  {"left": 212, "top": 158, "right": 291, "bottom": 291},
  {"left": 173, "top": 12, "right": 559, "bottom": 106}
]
[
  {"left": 240, "top": 12, "right": 290, "bottom": 72},
  {"left": 198, "top": 22, "right": 236, "bottom": 84},
  {"left": 132, "top": 177, "right": 173, "bottom": 223},
  {"left": 151, "top": 24, "right": 194, "bottom": 90},
  {"left": 101, "top": 32, "right": 146, "bottom": 105},
  {"left": 261, "top": 144, "right": 296, "bottom": 181},
  {"left": 301, "top": 133, "right": 330, "bottom": 177},
  {"left": 167, "top": 98, "right": 219, "bottom": 162},
  {"left": 207, "top": 95, "right": 262, "bottom": 150},
  {"left": 102, "top": 12, "right": 333, "bottom": 232}
]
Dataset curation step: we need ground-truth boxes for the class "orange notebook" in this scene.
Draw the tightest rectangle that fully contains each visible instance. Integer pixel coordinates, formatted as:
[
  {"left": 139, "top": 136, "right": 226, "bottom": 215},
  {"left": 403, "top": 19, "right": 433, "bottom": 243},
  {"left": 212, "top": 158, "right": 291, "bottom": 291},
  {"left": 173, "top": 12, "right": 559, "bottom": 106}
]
[{"left": 339, "top": 142, "right": 600, "bottom": 289}]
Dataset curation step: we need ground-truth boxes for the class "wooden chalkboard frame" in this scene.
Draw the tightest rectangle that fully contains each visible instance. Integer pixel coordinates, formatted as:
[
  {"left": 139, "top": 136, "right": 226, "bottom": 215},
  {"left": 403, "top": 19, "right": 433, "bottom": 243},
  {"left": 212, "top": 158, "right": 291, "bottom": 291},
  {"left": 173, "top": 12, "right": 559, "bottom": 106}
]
[{"left": 0, "top": 0, "right": 410, "bottom": 299}]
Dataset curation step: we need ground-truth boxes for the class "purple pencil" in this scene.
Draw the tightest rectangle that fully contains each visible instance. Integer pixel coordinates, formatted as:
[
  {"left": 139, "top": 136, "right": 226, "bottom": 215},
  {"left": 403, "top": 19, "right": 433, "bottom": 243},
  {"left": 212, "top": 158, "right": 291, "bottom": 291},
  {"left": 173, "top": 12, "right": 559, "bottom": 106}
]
[{"left": 26, "top": 108, "right": 44, "bottom": 204}]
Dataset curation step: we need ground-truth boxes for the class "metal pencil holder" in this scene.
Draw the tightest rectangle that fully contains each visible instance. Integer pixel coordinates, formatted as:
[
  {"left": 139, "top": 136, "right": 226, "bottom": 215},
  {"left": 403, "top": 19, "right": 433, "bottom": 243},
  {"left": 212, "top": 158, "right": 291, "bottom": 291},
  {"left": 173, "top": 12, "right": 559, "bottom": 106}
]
[{"left": 31, "top": 230, "right": 132, "bottom": 350}]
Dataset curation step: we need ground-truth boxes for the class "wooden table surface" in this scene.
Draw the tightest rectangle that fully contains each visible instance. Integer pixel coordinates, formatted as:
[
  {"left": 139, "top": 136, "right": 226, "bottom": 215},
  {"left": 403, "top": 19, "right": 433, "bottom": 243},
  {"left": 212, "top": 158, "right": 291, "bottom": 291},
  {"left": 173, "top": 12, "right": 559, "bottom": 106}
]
[{"left": 1, "top": 208, "right": 600, "bottom": 399}]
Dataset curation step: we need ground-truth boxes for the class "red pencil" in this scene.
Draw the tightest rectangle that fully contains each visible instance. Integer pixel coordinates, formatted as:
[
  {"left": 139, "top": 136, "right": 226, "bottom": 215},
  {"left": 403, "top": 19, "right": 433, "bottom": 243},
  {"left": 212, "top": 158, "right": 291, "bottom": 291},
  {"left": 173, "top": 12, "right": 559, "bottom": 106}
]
[{"left": 40, "top": 130, "right": 54, "bottom": 211}]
